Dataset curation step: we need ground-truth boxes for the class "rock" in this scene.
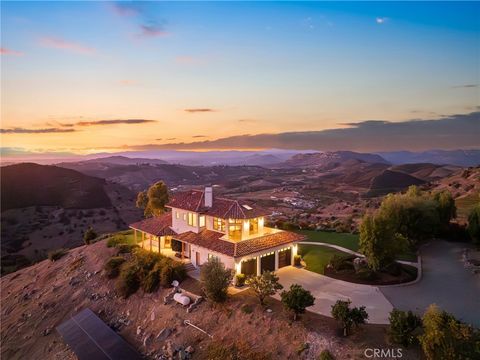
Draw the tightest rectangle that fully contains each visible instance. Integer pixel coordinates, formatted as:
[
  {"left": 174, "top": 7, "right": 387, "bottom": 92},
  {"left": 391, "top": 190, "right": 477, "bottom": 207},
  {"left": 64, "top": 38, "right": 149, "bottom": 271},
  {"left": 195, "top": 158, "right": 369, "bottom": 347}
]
[
  {"left": 143, "top": 333, "right": 152, "bottom": 347},
  {"left": 151, "top": 310, "right": 155, "bottom": 321},
  {"left": 177, "top": 348, "right": 187, "bottom": 360},
  {"left": 156, "top": 327, "right": 172, "bottom": 341},
  {"left": 165, "top": 341, "right": 175, "bottom": 358},
  {"left": 137, "top": 326, "right": 143, "bottom": 336},
  {"left": 185, "top": 346, "right": 194, "bottom": 354},
  {"left": 42, "top": 328, "right": 52, "bottom": 336},
  {"left": 266, "top": 308, "right": 273, "bottom": 313}
]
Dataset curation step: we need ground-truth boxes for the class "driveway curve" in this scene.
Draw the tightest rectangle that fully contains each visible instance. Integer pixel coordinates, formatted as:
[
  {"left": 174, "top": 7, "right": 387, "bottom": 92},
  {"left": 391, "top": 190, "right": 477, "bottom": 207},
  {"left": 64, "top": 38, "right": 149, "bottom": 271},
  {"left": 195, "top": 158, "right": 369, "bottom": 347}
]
[
  {"left": 274, "top": 267, "right": 393, "bottom": 324},
  {"left": 380, "top": 241, "right": 480, "bottom": 327}
]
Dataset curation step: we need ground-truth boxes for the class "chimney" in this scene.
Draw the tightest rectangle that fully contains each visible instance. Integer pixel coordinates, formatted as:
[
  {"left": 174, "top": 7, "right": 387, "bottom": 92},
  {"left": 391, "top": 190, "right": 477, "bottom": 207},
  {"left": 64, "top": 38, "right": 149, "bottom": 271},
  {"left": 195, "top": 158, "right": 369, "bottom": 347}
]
[{"left": 204, "top": 186, "right": 213, "bottom": 207}]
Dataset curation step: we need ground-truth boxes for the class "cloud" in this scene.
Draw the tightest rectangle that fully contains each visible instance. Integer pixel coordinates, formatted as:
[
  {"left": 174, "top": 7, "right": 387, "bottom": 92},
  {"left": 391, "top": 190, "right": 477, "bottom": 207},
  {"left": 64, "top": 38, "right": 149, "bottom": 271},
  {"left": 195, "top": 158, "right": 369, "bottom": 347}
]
[
  {"left": 452, "top": 84, "right": 478, "bottom": 88},
  {"left": 238, "top": 119, "right": 258, "bottom": 123},
  {"left": 376, "top": 17, "right": 388, "bottom": 24},
  {"left": 166, "top": 138, "right": 176, "bottom": 141},
  {"left": 137, "top": 24, "right": 168, "bottom": 38},
  {"left": 39, "top": 37, "right": 95, "bottom": 55},
  {"left": 130, "top": 111, "right": 480, "bottom": 152},
  {"left": 184, "top": 108, "right": 215, "bottom": 113},
  {"left": 74, "top": 119, "right": 156, "bottom": 126},
  {"left": 192, "top": 135, "right": 206, "bottom": 138},
  {"left": 109, "top": 2, "right": 169, "bottom": 39},
  {"left": 0, "top": 127, "right": 76, "bottom": 134},
  {"left": 1, "top": 47, "right": 23, "bottom": 56}
]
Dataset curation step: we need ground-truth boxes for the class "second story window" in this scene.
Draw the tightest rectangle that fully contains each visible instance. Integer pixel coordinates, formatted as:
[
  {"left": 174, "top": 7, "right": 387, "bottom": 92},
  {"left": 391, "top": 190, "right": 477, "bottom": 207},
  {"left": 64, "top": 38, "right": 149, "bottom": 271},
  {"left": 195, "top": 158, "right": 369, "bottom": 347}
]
[
  {"left": 249, "top": 218, "right": 259, "bottom": 235},
  {"left": 176, "top": 211, "right": 180, "bottom": 219},
  {"left": 188, "top": 212, "right": 197, "bottom": 227},
  {"left": 199, "top": 215, "right": 205, "bottom": 228},
  {"left": 228, "top": 219, "right": 242, "bottom": 241},
  {"left": 213, "top": 217, "right": 225, "bottom": 232}
]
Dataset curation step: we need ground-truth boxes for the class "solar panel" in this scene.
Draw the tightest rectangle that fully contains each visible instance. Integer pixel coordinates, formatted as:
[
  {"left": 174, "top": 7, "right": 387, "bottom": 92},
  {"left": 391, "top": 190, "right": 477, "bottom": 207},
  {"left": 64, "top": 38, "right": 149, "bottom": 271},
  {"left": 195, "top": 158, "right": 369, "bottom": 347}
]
[{"left": 56, "top": 308, "right": 142, "bottom": 360}]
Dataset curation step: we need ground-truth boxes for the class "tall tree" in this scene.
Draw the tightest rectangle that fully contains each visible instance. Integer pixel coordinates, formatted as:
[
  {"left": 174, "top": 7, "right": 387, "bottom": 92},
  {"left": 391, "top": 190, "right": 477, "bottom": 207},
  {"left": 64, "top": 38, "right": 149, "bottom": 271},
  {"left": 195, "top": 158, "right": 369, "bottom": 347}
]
[
  {"left": 359, "top": 214, "right": 407, "bottom": 271},
  {"left": 434, "top": 191, "right": 457, "bottom": 231},
  {"left": 246, "top": 271, "right": 283, "bottom": 305},
  {"left": 200, "top": 257, "right": 232, "bottom": 303},
  {"left": 331, "top": 299, "right": 368, "bottom": 337},
  {"left": 136, "top": 181, "right": 169, "bottom": 217},
  {"left": 467, "top": 203, "right": 480, "bottom": 246}
]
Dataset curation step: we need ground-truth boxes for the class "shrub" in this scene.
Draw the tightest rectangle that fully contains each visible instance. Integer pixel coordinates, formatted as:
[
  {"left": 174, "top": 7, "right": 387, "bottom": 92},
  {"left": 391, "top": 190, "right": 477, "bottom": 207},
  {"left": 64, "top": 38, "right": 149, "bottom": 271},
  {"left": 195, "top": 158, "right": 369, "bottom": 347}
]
[
  {"left": 143, "top": 262, "right": 162, "bottom": 292},
  {"left": 48, "top": 248, "right": 67, "bottom": 262},
  {"left": 294, "top": 255, "right": 302, "bottom": 266},
  {"left": 104, "top": 256, "right": 125, "bottom": 279},
  {"left": 383, "top": 262, "right": 402, "bottom": 276},
  {"left": 200, "top": 257, "right": 232, "bottom": 303},
  {"left": 116, "top": 262, "right": 140, "bottom": 298},
  {"left": 330, "top": 254, "right": 355, "bottom": 272},
  {"left": 419, "top": 304, "right": 479, "bottom": 360},
  {"left": 245, "top": 271, "right": 283, "bottom": 305},
  {"left": 388, "top": 309, "right": 422, "bottom": 347},
  {"left": 356, "top": 267, "right": 377, "bottom": 281},
  {"left": 318, "top": 350, "right": 335, "bottom": 360},
  {"left": 83, "top": 226, "right": 97, "bottom": 245},
  {"left": 116, "top": 244, "right": 137, "bottom": 254},
  {"left": 331, "top": 299, "right": 368, "bottom": 337},
  {"left": 235, "top": 273, "right": 246, "bottom": 287},
  {"left": 107, "top": 236, "right": 124, "bottom": 248},
  {"left": 281, "top": 284, "right": 315, "bottom": 320}
]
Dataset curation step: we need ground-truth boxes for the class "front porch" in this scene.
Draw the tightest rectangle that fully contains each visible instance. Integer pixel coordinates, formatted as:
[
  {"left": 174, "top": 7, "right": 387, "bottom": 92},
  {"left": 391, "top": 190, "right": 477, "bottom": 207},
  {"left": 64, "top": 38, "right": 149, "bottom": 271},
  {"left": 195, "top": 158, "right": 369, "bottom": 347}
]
[{"left": 133, "top": 229, "right": 190, "bottom": 263}]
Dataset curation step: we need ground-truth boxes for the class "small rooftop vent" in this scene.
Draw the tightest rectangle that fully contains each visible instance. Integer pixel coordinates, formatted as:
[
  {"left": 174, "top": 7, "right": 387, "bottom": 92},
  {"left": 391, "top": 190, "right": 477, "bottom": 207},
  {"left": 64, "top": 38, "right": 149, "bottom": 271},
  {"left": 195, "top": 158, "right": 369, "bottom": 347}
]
[{"left": 242, "top": 204, "right": 253, "bottom": 210}]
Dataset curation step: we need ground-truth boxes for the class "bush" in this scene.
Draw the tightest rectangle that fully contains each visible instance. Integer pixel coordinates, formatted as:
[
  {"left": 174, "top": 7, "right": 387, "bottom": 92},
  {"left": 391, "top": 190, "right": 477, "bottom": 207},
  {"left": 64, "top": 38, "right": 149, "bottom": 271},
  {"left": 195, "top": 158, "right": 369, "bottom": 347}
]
[
  {"left": 107, "top": 236, "right": 124, "bottom": 248},
  {"left": 143, "top": 263, "right": 162, "bottom": 292},
  {"left": 294, "top": 255, "right": 302, "bottom": 266},
  {"left": 116, "top": 263, "right": 140, "bottom": 298},
  {"left": 241, "top": 304, "right": 253, "bottom": 314},
  {"left": 383, "top": 262, "right": 402, "bottom": 276},
  {"left": 104, "top": 256, "right": 125, "bottom": 279},
  {"left": 235, "top": 273, "right": 246, "bottom": 287},
  {"left": 246, "top": 271, "right": 283, "bottom": 305},
  {"left": 330, "top": 254, "right": 355, "bottom": 272},
  {"left": 200, "top": 257, "right": 232, "bottom": 303},
  {"left": 116, "top": 244, "right": 137, "bottom": 254},
  {"left": 48, "top": 248, "right": 67, "bottom": 262},
  {"left": 331, "top": 299, "right": 368, "bottom": 337},
  {"left": 356, "top": 267, "right": 377, "bottom": 281},
  {"left": 388, "top": 309, "right": 422, "bottom": 347},
  {"left": 281, "top": 284, "right": 315, "bottom": 320},
  {"left": 318, "top": 350, "right": 335, "bottom": 360},
  {"left": 83, "top": 226, "right": 97, "bottom": 245}
]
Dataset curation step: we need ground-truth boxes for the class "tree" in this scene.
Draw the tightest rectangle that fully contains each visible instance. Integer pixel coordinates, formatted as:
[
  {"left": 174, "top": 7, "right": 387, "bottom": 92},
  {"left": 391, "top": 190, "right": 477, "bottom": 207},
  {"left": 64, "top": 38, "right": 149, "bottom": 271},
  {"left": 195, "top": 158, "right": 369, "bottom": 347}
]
[
  {"left": 200, "top": 257, "right": 232, "bottom": 303},
  {"left": 83, "top": 226, "right": 97, "bottom": 244},
  {"left": 388, "top": 309, "right": 422, "bottom": 347},
  {"left": 434, "top": 191, "right": 456, "bottom": 232},
  {"left": 136, "top": 181, "right": 169, "bottom": 217},
  {"left": 418, "top": 304, "right": 479, "bottom": 360},
  {"left": 280, "top": 284, "right": 315, "bottom": 321},
  {"left": 331, "top": 299, "right": 368, "bottom": 336},
  {"left": 245, "top": 271, "right": 283, "bottom": 305},
  {"left": 467, "top": 203, "right": 480, "bottom": 246},
  {"left": 359, "top": 214, "right": 407, "bottom": 271}
]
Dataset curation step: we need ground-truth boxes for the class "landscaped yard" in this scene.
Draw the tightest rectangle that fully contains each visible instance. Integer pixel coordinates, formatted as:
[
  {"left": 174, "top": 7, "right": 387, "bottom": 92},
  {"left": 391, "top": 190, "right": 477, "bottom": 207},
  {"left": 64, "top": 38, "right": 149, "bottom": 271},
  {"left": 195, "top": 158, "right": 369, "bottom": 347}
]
[
  {"left": 298, "top": 244, "right": 351, "bottom": 274},
  {"left": 297, "top": 230, "right": 417, "bottom": 262}
]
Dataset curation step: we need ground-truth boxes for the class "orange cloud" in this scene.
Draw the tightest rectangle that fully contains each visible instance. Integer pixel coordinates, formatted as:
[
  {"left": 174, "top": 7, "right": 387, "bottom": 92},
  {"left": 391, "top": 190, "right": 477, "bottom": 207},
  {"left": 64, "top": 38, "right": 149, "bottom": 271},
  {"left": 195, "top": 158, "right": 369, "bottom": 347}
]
[
  {"left": 0, "top": 47, "right": 23, "bottom": 56},
  {"left": 39, "top": 37, "right": 95, "bottom": 55},
  {"left": 184, "top": 108, "right": 215, "bottom": 113}
]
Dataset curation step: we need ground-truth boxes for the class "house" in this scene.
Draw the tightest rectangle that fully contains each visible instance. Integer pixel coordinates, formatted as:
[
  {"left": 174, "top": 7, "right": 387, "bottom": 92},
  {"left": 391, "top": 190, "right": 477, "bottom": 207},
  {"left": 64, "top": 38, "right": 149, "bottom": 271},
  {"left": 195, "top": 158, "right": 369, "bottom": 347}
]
[{"left": 129, "top": 186, "right": 305, "bottom": 276}]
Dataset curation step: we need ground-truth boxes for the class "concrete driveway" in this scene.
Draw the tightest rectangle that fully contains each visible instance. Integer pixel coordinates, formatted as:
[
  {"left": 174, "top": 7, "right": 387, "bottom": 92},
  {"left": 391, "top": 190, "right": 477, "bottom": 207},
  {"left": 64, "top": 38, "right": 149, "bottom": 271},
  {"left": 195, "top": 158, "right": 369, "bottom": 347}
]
[
  {"left": 274, "top": 266, "right": 393, "bottom": 324},
  {"left": 380, "top": 241, "right": 480, "bottom": 327}
]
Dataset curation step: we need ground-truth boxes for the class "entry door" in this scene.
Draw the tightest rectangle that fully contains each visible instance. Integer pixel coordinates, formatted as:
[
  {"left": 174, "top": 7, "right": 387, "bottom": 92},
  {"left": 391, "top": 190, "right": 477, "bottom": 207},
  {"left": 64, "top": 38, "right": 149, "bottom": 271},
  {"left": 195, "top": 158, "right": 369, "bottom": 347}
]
[{"left": 196, "top": 251, "right": 201, "bottom": 266}]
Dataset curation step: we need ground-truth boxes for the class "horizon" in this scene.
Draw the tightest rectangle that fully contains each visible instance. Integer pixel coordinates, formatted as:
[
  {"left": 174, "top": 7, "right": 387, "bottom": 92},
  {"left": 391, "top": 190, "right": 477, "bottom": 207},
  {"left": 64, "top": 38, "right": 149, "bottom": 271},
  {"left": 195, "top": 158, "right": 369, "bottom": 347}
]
[{"left": 1, "top": 1, "right": 479, "bottom": 156}]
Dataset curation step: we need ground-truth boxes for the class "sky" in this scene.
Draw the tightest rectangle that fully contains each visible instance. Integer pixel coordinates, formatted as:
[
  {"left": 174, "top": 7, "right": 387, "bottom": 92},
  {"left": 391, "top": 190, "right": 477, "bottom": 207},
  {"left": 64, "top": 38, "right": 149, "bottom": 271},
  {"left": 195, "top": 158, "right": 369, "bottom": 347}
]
[{"left": 1, "top": 1, "right": 479, "bottom": 155}]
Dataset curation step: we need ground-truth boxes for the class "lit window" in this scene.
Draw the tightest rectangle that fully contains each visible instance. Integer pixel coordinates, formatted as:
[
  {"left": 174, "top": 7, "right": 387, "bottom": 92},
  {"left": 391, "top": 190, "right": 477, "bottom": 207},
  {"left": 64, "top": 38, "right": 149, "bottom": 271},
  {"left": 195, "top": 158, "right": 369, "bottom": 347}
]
[
  {"left": 188, "top": 212, "right": 198, "bottom": 226},
  {"left": 213, "top": 217, "right": 226, "bottom": 232},
  {"left": 249, "top": 218, "right": 258, "bottom": 235},
  {"left": 228, "top": 219, "right": 242, "bottom": 241},
  {"left": 176, "top": 211, "right": 180, "bottom": 219},
  {"left": 183, "top": 213, "right": 187, "bottom": 221},
  {"left": 199, "top": 215, "right": 205, "bottom": 227}
]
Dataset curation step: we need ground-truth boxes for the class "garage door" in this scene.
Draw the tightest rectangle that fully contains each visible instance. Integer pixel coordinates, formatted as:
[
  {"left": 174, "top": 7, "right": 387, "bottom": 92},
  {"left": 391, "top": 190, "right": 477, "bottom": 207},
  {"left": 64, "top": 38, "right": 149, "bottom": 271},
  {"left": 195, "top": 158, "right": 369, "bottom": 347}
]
[
  {"left": 241, "top": 258, "right": 257, "bottom": 276},
  {"left": 278, "top": 248, "right": 292, "bottom": 268},
  {"left": 261, "top": 253, "right": 275, "bottom": 273}
]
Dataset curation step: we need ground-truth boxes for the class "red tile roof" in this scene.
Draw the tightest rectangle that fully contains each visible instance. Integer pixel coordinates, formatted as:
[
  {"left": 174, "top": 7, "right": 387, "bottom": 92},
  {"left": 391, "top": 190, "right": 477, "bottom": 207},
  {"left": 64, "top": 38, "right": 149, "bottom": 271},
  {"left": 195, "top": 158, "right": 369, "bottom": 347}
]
[
  {"left": 167, "top": 189, "right": 269, "bottom": 219},
  {"left": 129, "top": 213, "right": 177, "bottom": 237},
  {"left": 173, "top": 229, "right": 305, "bottom": 258}
]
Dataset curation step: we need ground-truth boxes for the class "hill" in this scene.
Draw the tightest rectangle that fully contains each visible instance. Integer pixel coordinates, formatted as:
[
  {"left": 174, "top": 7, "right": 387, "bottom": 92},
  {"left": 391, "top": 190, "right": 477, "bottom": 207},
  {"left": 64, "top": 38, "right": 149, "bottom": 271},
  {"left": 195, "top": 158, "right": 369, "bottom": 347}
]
[
  {"left": 379, "top": 149, "right": 480, "bottom": 167},
  {"left": 81, "top": 155, "right": 168, "bottom": 165},
  {"left": 1, "top": 163, "right": 111, "bottom": 211},
  {"left": 280, "top": 151, "right": 389, "bottom": 168},
  {"left": 367, "top": 170, "right": 425, "bottom": 196}
]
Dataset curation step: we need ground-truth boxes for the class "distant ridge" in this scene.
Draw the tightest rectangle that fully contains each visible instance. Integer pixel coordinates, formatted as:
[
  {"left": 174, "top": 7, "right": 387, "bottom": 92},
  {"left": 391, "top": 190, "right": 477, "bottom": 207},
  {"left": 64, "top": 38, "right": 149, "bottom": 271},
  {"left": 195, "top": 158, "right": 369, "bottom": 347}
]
[{"left": 378, "top": 149, "right": 480, "bottom": 167}]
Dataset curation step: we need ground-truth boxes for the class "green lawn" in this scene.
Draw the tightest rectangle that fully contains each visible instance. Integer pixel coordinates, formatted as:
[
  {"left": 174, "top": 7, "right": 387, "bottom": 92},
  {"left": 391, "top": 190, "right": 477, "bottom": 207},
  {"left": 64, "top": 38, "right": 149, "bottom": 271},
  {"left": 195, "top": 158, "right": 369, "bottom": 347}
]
[
  {"left": 297, "top": 230, "right": 418, "bottom": 262},
  {"left": 296, "top": 230, "right": 360, "bottom": 251},
  {"left": 105, "top": 229, "right": 137, "bottom": 246},
  {"left": 298, "top": 244, "right": 351, "bottom": 274}
]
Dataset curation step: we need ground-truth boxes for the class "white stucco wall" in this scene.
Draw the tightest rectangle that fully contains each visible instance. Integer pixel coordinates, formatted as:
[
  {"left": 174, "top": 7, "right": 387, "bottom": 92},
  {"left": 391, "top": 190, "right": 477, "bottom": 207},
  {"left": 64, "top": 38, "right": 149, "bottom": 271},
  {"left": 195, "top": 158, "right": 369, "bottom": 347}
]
[
  {"left": 189, "top": 244, "right": 235, "bottom": 269},
  {"left": 170, "top": 208, "right": 200, "bottom": 234}
]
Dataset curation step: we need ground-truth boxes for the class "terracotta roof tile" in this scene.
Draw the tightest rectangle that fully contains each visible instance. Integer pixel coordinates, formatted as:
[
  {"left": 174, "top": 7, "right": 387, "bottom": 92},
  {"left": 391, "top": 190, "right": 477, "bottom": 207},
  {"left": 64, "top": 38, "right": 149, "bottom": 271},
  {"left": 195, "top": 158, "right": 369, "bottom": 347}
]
[
  {"left": 173, "top": 229, "right": 305, "bottom": 258},
  {"left": 167, "top": 189, "right": 269, "bottom": 219},
  {"left": 129, "top": 213, "right": 176, "bottom": 237}
]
